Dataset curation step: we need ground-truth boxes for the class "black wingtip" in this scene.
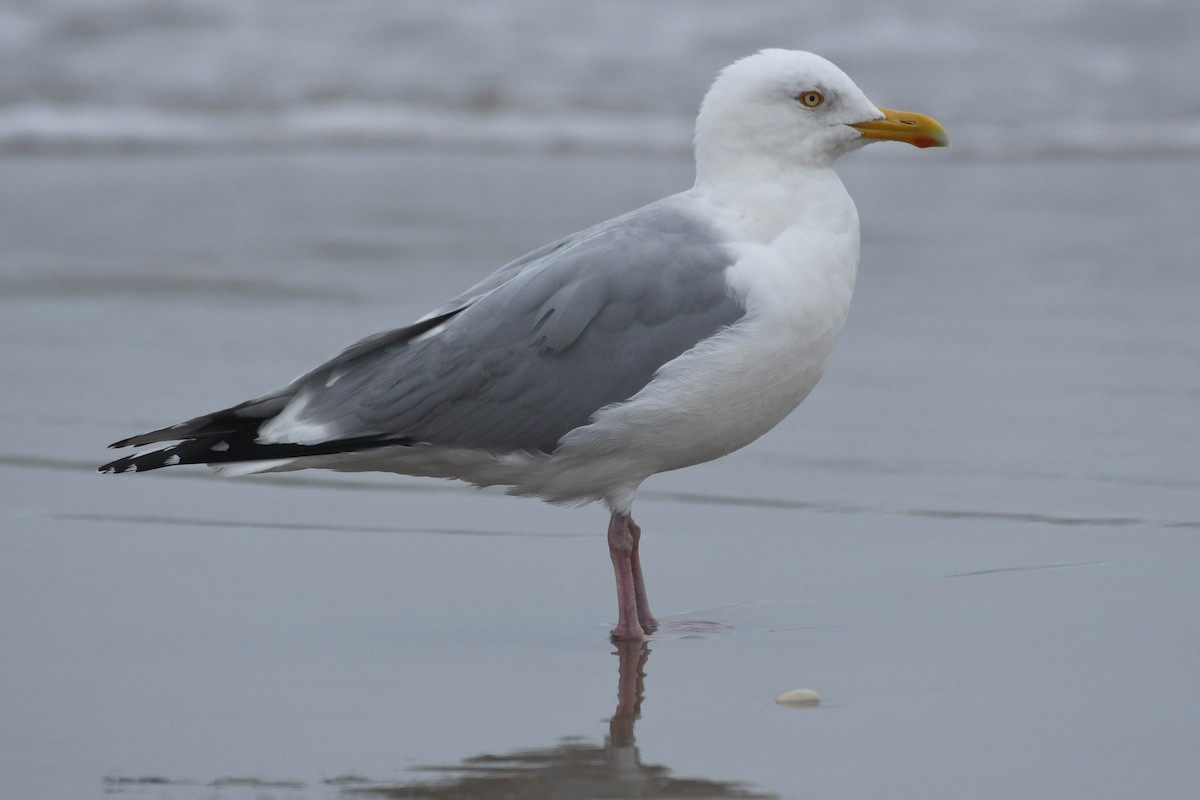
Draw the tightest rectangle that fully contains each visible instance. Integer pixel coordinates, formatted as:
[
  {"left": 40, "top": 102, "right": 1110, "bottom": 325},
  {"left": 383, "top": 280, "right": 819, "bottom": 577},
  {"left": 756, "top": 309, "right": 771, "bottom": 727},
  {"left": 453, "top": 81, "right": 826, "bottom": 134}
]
[
  {"left": 98, "top": 454, "right": 148, "bottom": 474},
  {"left": 98, "top": 441, "right": 191, "bottom": 474},
  {"left": 107, "top": 428, "right": 192, "bottom": 449},
  {"left": 98, "top": 434, "right": 417, "bottom": 476},
  {"left": 108, "top": 431, "right": 164, "bottom": 449}
]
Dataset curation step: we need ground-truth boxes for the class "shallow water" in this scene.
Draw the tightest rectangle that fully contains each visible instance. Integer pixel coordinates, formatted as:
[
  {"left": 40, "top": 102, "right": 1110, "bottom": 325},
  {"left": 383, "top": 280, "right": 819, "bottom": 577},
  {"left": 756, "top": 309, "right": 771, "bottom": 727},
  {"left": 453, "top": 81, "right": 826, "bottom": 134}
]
[{"left": 2, "top": 148, "right": 1199, "bottom": 799}]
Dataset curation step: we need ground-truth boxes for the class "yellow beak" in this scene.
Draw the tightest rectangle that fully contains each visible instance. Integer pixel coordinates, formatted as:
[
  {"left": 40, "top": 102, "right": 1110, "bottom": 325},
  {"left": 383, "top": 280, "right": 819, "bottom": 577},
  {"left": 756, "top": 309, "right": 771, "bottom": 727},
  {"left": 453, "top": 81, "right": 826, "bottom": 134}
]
[{"left": 850, "top": 108, "right": 949, "bottom": 149}]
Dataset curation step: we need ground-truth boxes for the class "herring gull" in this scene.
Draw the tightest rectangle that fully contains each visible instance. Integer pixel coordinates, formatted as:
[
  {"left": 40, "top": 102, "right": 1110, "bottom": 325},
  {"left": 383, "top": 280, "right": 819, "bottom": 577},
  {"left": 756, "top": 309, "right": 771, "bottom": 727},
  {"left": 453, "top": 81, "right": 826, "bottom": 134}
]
[{"left": 101, "top": 50, "right": 948, "bottom": 640}]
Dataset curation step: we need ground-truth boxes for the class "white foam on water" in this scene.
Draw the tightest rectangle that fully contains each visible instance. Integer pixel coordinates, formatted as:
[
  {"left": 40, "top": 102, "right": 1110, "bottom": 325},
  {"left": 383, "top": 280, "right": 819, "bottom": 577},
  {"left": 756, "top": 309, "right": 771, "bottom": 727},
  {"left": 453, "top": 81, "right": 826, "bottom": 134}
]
[{"left": 2, "top": 0, "right": 1196, "bottom": 159}]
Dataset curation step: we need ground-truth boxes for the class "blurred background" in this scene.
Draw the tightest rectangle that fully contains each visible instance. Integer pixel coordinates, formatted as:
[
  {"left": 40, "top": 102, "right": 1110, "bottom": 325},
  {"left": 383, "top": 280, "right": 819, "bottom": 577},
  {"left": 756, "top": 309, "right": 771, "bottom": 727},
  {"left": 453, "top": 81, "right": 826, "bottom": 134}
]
[
  {"left": 3, "top": 2, "right": 1199, "bottom": 799},
  {"left": 1, "top": 0, "right": 1198, "bottom": 158}
]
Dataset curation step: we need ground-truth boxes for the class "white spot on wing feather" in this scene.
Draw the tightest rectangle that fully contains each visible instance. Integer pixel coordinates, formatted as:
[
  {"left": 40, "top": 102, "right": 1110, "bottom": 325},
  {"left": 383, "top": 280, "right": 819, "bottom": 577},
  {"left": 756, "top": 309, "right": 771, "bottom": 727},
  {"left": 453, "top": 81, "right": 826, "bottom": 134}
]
[{"left": 257, "top": 391, "right": 337, "bottom": 445}]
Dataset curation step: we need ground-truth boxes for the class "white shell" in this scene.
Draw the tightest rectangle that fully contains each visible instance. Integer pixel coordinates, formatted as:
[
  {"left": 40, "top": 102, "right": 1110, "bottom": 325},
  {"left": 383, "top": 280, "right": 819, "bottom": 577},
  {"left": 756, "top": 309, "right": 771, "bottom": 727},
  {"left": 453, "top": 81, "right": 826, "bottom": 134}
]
[{"left": 775, "top": 688, "right": 822, "bottom": 707}]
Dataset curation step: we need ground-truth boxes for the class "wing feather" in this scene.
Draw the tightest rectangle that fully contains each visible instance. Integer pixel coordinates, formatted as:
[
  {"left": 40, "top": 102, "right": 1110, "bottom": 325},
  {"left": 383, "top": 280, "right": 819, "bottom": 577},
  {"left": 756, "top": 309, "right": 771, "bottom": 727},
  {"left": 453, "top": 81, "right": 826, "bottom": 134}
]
[
  {"left": 104, "top": 195, "right": 748, "bottom": 470},
  {"left": 260, "top": 196, "right": 746, "bottom": 454}
]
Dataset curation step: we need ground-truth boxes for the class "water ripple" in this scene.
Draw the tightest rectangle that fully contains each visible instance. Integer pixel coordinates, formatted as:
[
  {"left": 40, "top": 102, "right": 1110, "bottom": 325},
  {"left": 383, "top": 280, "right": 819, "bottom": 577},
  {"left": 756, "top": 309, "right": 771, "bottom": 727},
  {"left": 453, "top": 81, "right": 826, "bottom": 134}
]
[{"left": 5, "top": 454, "right": 1195, "bottom": 531}]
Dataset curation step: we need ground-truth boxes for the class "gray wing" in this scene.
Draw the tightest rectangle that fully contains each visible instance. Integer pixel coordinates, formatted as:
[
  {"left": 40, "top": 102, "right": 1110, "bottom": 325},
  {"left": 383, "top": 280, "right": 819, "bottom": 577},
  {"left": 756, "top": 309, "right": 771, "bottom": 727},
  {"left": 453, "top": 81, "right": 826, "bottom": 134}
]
[{"left": 269, "top": 196, "right": 746, "bottom": 454}]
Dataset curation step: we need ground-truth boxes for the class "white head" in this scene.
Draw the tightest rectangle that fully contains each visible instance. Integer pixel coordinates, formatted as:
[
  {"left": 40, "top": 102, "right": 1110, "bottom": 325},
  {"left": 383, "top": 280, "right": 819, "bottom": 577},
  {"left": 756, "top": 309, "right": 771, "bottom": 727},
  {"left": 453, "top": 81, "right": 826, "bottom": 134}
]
[{"left": 694, "top": 49, "right": 947, "bottom": 180}]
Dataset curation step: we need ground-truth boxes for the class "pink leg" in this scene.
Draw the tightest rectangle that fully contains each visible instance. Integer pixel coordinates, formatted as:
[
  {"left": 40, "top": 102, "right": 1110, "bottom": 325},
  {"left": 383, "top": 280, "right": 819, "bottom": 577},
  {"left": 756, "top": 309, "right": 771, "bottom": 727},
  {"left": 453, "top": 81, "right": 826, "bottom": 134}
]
[
  {"left": 608, "top": 512, "right": 657, "bottom": 640},
  {"left": 626, "top": 516, "right": 658, "bottom": 634}
]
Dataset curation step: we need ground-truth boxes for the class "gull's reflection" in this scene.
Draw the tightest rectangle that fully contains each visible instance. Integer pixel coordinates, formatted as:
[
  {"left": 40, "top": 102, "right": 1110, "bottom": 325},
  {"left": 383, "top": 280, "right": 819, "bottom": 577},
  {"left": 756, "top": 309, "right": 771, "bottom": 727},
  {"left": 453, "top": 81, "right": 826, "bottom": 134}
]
[{"left": 349, "top": 641, "right": 775, "bottom": 799}]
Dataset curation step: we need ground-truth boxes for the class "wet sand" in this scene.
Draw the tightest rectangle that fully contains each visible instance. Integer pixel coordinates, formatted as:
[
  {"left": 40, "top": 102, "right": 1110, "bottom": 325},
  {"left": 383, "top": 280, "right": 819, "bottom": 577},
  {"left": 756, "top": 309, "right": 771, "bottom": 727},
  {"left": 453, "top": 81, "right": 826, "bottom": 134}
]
[{"left": 1, "top": 148, "right": 1198, "bottom": 799}]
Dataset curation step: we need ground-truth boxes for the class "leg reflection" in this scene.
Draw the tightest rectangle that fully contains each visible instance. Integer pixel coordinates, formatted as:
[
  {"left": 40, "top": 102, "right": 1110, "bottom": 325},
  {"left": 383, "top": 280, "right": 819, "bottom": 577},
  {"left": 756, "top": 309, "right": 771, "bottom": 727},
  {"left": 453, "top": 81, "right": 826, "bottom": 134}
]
[
  {"left": 609, "top": 640, "right": 649, "bottom": 748},
  {"left": 605, "top": 639, "right": 650, "bottom": 784},
  {"left": 353, "top": 641, "right": 775, "bottom": 798}
]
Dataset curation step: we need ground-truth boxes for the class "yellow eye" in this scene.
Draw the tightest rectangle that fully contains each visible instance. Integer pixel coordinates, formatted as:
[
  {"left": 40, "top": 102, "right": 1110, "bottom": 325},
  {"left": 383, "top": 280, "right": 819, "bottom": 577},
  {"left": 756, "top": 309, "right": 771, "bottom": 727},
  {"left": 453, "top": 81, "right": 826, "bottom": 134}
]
[{"left": 797, "top": 90, "right": 824, "bottom": 108}]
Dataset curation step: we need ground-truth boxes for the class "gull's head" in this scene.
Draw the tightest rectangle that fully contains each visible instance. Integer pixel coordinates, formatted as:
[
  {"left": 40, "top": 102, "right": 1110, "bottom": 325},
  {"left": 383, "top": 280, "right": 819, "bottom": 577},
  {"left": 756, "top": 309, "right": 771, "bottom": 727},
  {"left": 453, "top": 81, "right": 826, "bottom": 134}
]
[{"left": 695, "top": 49, "right": 948, "bottom": 175}]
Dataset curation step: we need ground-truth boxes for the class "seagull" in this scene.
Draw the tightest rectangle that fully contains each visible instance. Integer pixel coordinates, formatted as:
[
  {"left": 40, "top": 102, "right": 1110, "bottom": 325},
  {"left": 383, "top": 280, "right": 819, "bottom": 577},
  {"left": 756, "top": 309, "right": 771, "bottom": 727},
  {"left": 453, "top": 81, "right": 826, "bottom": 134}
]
[{"left": 100, "top": 49, "right": 947, "bottom": 640}]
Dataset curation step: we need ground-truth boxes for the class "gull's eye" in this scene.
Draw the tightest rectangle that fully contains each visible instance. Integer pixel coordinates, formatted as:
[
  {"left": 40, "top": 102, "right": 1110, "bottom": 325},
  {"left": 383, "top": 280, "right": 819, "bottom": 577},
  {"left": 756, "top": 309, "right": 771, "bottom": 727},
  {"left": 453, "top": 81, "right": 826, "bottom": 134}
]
[{"left": 797, "top": 90, "right": 824, "bottom": 108}]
